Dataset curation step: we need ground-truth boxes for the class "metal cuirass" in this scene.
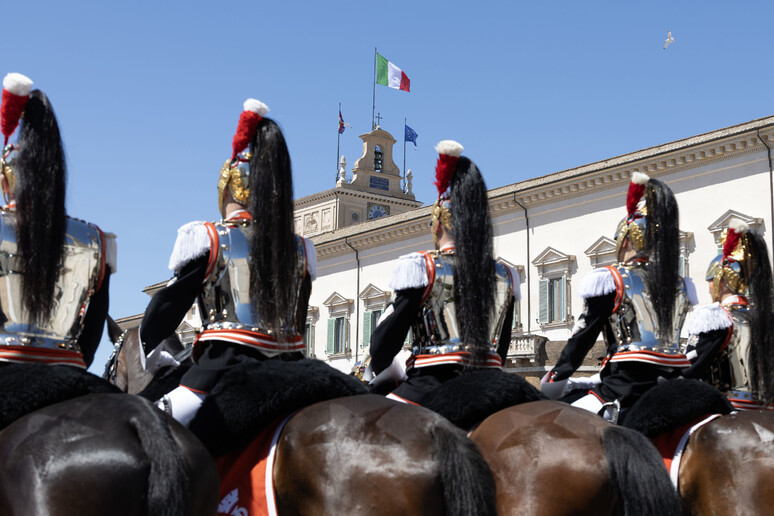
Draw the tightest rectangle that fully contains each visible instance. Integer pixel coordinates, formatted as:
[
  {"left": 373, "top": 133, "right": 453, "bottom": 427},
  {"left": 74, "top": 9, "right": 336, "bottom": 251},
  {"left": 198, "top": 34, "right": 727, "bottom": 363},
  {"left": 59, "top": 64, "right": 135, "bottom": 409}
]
[
  {"left": 0, "top": 212, "right": 103, "bottom": 353},
  {"left": 708, "top": 302, "right": 752, "bottom": 395},
  {"left": 609, "top": 264, "right": 690, "bottom": 355},
  {"left": 198, "top": 221, "right": 307, "bottom": 339},
  {"left": 411, "top": 252, "right": 513, "bottom": 358}
]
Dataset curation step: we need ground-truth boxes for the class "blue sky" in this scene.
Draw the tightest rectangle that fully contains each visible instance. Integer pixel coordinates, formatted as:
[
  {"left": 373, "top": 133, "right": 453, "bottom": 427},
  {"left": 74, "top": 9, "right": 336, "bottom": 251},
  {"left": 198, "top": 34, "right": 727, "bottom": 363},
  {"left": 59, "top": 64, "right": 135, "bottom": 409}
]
[{"left": 3, "top": 0, "right": 773, "bottom": 373}]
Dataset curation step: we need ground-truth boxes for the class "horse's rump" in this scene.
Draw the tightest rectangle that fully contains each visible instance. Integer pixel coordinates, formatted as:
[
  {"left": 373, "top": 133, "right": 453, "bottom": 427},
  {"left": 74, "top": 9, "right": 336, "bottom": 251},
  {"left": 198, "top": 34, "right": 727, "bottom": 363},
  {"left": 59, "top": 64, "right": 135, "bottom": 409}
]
[
  {"left": 273, "top": 394, "right": 496, "bottom": 516},
  {"left": 679, "top": 411, "right": 774, "bottom": 515},
  {"left": 0, "top": 393, "right": 218, "bottom": 516}
]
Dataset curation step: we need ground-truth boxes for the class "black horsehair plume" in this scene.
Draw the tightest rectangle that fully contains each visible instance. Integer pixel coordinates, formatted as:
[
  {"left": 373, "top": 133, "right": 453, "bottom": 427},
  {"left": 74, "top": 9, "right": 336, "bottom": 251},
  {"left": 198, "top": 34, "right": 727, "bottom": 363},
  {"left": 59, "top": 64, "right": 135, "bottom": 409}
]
[
  {"left": 742, "top": 230, "right": 774, "bottom": 404},
  {"left": 643, "top": 177, "right": 680, "bottom": 343},
  {"left": 247, "top": 118, "right": 297, "bottom": 341},
  {"left": 449, "top": 156, "right": 496, "bottom": 367},
  {"left": 15, "top": 89, "right": 67, "bottom": 324}
]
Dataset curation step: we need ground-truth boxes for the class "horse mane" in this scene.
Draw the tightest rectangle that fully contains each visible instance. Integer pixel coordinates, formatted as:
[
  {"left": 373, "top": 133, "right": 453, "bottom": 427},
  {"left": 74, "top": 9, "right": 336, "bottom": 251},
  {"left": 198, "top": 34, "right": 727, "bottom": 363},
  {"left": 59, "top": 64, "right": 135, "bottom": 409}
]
[{"left": 14, "top": 89, "right": 66, "bottom": 324}]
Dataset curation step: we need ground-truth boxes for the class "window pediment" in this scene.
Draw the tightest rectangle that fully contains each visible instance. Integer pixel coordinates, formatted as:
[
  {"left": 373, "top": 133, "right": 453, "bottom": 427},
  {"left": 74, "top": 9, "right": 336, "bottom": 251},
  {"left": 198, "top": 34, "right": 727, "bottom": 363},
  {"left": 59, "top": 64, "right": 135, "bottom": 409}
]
[{"left": 707, "top": 210, "right": 763, "bottom": 245}]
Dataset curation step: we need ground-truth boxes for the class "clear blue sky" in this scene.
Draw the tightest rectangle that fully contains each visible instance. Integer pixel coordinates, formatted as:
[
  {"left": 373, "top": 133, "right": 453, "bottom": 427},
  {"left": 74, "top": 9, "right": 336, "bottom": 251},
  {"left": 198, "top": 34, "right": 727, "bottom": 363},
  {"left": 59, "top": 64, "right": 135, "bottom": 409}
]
[{"left": 3, "top": 0, "right": 773, "bottom": 373}]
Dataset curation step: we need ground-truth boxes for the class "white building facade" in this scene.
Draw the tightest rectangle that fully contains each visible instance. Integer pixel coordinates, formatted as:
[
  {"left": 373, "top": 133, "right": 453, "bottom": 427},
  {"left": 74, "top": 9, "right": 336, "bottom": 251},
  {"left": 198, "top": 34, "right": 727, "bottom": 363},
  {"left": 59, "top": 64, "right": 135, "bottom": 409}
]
[{"left": 304, "top": 117, "right": 774, "bottom": 384}]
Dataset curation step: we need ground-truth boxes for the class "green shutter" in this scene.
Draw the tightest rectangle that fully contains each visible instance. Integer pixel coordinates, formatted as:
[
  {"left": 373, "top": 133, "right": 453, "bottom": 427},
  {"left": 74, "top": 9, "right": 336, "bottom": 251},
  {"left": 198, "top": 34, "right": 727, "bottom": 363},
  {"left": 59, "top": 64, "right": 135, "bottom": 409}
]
[
  {"left": 326, "top": 318, "right": 335, "bottom": 355},
  {"left": 362, "top": 310, "right": 372, "bottom": 349},
  {"left": 538, "top": 279, "right": 549, "bottom": 324},
  {"left": 558, "top": 276, "right": 566, "bottom": 321}
]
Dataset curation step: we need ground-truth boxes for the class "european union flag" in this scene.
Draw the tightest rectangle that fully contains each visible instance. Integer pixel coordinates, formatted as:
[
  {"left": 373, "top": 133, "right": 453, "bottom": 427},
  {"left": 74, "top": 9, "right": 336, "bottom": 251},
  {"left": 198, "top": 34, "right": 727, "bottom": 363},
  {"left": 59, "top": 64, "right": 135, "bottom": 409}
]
[{"left": 404, "top": 124, "right": 418, "bottom": 147}]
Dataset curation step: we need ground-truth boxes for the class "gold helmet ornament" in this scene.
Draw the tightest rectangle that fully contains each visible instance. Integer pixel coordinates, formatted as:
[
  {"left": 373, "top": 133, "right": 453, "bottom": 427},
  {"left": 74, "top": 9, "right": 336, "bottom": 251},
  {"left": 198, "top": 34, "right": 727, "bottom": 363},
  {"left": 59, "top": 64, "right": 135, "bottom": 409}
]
[
  {"left": 614, "top": 172, "right": 650, "bottom": 257},
  {"left": 431, "top": 140, "right": 463, "bottom": 247},
  {"left": 0, "top": 73, "right": 34, "bottom": 203},
  {"left": 218, "top": 98, "right": 269, "bottom": 215},
  {"left": 706, "top": 218, "right": 750, "bottom": 300}
]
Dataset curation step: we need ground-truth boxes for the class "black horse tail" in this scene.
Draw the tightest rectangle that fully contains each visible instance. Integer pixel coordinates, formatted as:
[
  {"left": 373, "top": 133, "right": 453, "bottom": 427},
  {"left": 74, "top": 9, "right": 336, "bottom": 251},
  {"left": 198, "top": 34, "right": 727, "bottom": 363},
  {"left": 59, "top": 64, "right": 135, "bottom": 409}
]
[
  {"left": 130, "top": 397, "right": 190, "bottom": 516},
  {"left": 431, "top": 422, "right": 497, "bottom": 516},
  {"left": 602, "top": 426, "right": 682, "bottom": 516}
]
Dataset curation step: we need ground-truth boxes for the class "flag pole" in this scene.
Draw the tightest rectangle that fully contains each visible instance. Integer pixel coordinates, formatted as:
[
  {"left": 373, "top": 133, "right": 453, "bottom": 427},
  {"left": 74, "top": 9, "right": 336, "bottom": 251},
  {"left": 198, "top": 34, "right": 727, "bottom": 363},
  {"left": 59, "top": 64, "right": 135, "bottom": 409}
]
[
  {"left": 403, "top": 117, "right": 407, "bottom": 192},
  {"left": 372, "top": 47, "right": 377, "bottom": 130},
  {"left": 337, "top": 102, "right": 341, "bottom": 183}
]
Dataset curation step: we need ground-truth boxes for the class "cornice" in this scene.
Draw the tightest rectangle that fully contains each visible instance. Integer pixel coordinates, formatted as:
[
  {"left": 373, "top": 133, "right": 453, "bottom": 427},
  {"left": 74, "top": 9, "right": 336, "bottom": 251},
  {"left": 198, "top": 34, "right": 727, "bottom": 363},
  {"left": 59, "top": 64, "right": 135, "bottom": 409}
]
[
  {"left": 294, "top": 187, "right": 422, "bottom": 209},
  {"left": 312, "top": 116, "right": 774, "bottom": 261}
]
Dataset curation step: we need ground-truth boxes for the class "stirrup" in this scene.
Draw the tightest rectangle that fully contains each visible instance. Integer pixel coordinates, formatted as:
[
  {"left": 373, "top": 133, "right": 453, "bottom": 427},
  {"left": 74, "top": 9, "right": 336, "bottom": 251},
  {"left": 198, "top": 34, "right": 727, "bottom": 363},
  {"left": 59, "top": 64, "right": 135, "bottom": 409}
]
[{"left": 600, "top": 399, "right": 621, "bottom": 424}]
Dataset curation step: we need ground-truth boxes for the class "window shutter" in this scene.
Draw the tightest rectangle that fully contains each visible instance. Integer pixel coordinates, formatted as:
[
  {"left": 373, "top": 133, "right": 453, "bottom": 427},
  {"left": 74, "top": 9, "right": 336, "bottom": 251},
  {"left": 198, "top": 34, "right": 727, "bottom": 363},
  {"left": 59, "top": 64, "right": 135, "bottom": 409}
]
[
  {"left": 558, "top": 275, "right": 566, "bottom": 321},
  {"left": 538, "top": 278, "right": 549, "bottom": 324},
  {"left": 345, "top": 318, "right": 350, "bottom": 352},
  {"left": 362, "top": 311, "right": 372, "bottom": 349},
  {"left": 326, "top": 318, "right": 335, "bottom": 355}
]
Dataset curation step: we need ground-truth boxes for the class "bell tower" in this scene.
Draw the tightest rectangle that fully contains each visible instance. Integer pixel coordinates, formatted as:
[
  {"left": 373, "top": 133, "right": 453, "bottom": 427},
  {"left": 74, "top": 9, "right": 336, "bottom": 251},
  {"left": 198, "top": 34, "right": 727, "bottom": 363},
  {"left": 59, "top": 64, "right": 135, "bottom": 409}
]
[{"left": 294, "top": 126, "right": 423, "bottom": 236}]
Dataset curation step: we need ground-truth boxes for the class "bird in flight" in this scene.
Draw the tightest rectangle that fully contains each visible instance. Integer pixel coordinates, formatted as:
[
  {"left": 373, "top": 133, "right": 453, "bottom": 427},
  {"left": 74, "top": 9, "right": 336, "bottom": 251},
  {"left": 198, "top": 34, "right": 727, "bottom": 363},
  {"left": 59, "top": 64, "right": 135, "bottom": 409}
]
[{"left": 663, "top": 30, "right": 674, "bottom": 50}]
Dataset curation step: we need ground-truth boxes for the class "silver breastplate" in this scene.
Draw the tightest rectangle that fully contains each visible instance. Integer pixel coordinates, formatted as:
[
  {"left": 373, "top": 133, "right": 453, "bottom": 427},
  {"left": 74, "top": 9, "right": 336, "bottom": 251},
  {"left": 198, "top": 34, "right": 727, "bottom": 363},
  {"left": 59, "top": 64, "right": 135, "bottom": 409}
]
[
  {"left": 412, "top": 252, "right": 513, "bottom": 356},
  {"left": 610, "top": 264, "right": 689, "bottom": 354},
  {"left": 0, "top": 212, "right": 103, "bottom": 351},
  {"left": 199, "top": 221, "right": 307, "bottom": 336},
  {"left": 710, "top": 304, "right": 751, "bottom": 393}
]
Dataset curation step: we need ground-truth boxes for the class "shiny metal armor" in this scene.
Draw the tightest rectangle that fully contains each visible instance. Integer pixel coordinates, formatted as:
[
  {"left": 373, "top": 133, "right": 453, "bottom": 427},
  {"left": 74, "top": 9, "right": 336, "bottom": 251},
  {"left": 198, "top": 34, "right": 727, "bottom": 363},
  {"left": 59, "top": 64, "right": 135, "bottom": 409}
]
[
  {"left": 0, "top": 211, "right": 103, "bottom": 352},
  {"left": 707, "top": 302, "right": 752, "bottom": 396},
  {"left": 199, "top": 220, "right": 307, "bottom": 340},
  {"left": 611, "top": 263, "right": 690, "bottom": 355},
  {"left": 411, "top": 251, "right": 513, "bottom": 357}
]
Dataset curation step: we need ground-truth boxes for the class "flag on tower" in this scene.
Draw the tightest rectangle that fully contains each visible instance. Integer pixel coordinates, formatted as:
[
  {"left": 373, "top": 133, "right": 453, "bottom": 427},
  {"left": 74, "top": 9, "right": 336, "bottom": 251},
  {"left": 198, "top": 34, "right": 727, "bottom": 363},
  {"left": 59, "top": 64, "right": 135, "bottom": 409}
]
[
  {"left": 376, "top": 53, "right": 410, "bottom": 92},
  {"left": 338, "top": 109, "right": 351, "bottom": 134},
  {"left": 405, "top": 124, "right": 418, "bottom": 147}
]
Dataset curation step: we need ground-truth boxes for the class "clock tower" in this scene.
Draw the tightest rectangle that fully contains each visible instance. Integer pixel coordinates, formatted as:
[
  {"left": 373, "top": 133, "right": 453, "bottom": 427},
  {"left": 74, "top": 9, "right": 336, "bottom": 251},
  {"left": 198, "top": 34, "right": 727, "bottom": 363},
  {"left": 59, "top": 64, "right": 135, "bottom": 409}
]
[{"left": 294, "top": 126, "right": 423, "bottom": 236}]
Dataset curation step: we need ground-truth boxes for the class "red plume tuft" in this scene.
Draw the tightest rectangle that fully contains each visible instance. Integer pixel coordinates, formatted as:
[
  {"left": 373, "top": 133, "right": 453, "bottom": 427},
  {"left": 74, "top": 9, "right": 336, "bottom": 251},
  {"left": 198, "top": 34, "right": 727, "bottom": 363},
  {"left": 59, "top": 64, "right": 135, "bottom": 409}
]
[
  {"left": 231, "top": 110, "right": 263, "bottom": 161},
  {"left": 434, "top": 154, "right": 458, "bottom": 196},
  {"left": 723, "top": 228, "right": 741, "bottom": 261},
  {"left": 1, "top": 90, "right": 29, "bottom": 147}
]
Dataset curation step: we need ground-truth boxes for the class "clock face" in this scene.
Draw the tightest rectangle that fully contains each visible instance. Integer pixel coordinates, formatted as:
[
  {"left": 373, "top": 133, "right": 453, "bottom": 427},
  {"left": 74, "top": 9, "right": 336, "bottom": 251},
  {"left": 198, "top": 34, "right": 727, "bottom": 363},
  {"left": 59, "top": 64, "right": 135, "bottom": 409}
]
[{"left": 368, "top": 203, "right": 388, "bottom": 219}]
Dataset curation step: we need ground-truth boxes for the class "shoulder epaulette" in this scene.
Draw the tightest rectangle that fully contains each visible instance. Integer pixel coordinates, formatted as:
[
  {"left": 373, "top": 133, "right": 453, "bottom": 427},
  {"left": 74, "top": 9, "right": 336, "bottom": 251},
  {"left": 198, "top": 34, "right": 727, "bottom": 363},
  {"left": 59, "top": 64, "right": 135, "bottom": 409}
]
[
  {"left": 167, "top": 221, "right": 212, "bottom": 272},
  {"left": 577, "top": 267, "right": 617, "bottom": 299},
  {"left": 686, "top": 303, "right": 733, "bottom": 335},
  {"left": 103, "top": 232, "right": 118, "bottom": 273},
  {"left": 389, "top": 252, "right": 430, "bottom": 291}
]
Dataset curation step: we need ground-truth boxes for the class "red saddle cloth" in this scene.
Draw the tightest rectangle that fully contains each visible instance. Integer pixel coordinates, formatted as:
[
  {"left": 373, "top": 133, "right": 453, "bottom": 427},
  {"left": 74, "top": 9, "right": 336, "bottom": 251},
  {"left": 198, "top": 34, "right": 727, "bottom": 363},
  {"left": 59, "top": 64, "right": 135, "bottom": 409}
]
[
  {"left": 650, "top": 413, "right": 721, "bottom": 484},
  {"left": 215, "top": 415, "right": 291, "bottom": 516}
]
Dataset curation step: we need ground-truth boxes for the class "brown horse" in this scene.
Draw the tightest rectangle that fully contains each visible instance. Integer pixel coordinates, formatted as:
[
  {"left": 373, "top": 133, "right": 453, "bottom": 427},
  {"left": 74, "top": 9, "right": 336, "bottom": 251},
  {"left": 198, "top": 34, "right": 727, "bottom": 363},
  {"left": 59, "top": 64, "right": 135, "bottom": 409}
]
[
  {"left": 676, "top": 410, "right": 774, "bottom": 515},
  {"left": 469, "top": 400, "right": 683, "bottom": 516},
  {"left": 105, "top": 328, "right": 497, "bottom": 515},
  {"left": 0, "top": 393, "right": 219, "bottom": 516}
]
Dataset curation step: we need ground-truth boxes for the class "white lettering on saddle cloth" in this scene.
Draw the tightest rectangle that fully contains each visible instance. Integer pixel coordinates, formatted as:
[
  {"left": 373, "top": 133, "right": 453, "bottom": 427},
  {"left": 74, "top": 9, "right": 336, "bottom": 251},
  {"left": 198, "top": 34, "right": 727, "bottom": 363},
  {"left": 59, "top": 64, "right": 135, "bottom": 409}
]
[{"left": 218, "top": 488, "right": 248, "bottom": 516}]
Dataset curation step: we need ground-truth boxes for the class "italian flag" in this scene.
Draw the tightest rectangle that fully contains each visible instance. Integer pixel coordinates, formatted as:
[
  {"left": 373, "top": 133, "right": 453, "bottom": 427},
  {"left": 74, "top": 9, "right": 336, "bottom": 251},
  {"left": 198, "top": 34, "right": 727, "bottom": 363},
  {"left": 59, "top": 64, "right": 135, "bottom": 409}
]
[{"left": 376, "top": 53, "right": 410, "bottom": 92}]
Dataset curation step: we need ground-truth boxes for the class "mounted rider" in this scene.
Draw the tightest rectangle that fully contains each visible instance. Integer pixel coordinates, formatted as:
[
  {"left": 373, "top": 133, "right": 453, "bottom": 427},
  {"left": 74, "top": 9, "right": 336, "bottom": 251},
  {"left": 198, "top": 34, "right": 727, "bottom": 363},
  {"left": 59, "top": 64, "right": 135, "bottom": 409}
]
[
  {"left": 542, "top": 172, "right": 693, "bottom": 423},
  {"left": 369, "top": 140, "right": 533, "bottom": 414},
  {"left": 0, "top": 73, "right": 118, "bottom": 428},
  {"left": 683, "top": 219, "right": 774, "bottom": 411}
]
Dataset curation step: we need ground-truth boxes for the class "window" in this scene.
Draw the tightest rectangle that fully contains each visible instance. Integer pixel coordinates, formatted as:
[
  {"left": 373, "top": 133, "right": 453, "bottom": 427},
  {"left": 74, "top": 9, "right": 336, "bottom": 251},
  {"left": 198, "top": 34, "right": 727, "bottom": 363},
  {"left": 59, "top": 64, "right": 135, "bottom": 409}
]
[
  {"left": 533, "top": 247, "right": 575, "bottom": 328},
  {"left": 303, "top": 322, "right": 315, "bottom": 358},
  {"left": 327, "top": 317, "right": 349, "bottom": 355},
  {"left": 362, "top": 309, "right": 382, "bottom": 349},
  {"left": 539, "top": 277, "right": 566, "bottom": 323}
]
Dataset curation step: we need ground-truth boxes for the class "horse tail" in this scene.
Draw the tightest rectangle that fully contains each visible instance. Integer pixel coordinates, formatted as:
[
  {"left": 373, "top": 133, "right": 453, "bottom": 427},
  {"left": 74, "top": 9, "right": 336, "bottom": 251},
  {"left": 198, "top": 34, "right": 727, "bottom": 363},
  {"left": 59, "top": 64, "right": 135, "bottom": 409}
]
[
  {"left": 602, "top": 426, "right": 682, "bottom": 516},
  {"left": 431, "top": 422, "right": 497, "bottom": 516},
  {"left": 130, "top": 397, "right": 190, "bottom": 516}
]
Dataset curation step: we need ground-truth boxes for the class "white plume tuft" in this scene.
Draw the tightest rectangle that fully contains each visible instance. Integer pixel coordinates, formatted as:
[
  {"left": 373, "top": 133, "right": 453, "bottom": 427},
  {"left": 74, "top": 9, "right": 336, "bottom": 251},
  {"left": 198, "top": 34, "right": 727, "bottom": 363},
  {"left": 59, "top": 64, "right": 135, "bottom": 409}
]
[
  {"left": 728, "top": 218, "right": 749, "bottom": 234},
  {"left": 435, "top": 140, "right": 464, "bottom": 157},
  {"left": 243, "top": 98, "right": 269, "bottom": 117},
  {"left": 631, "top": 171, "right": 650, "bottom": 185},
  {"left": 2, "top": 73, "right": 33, "bottom": 96}
]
